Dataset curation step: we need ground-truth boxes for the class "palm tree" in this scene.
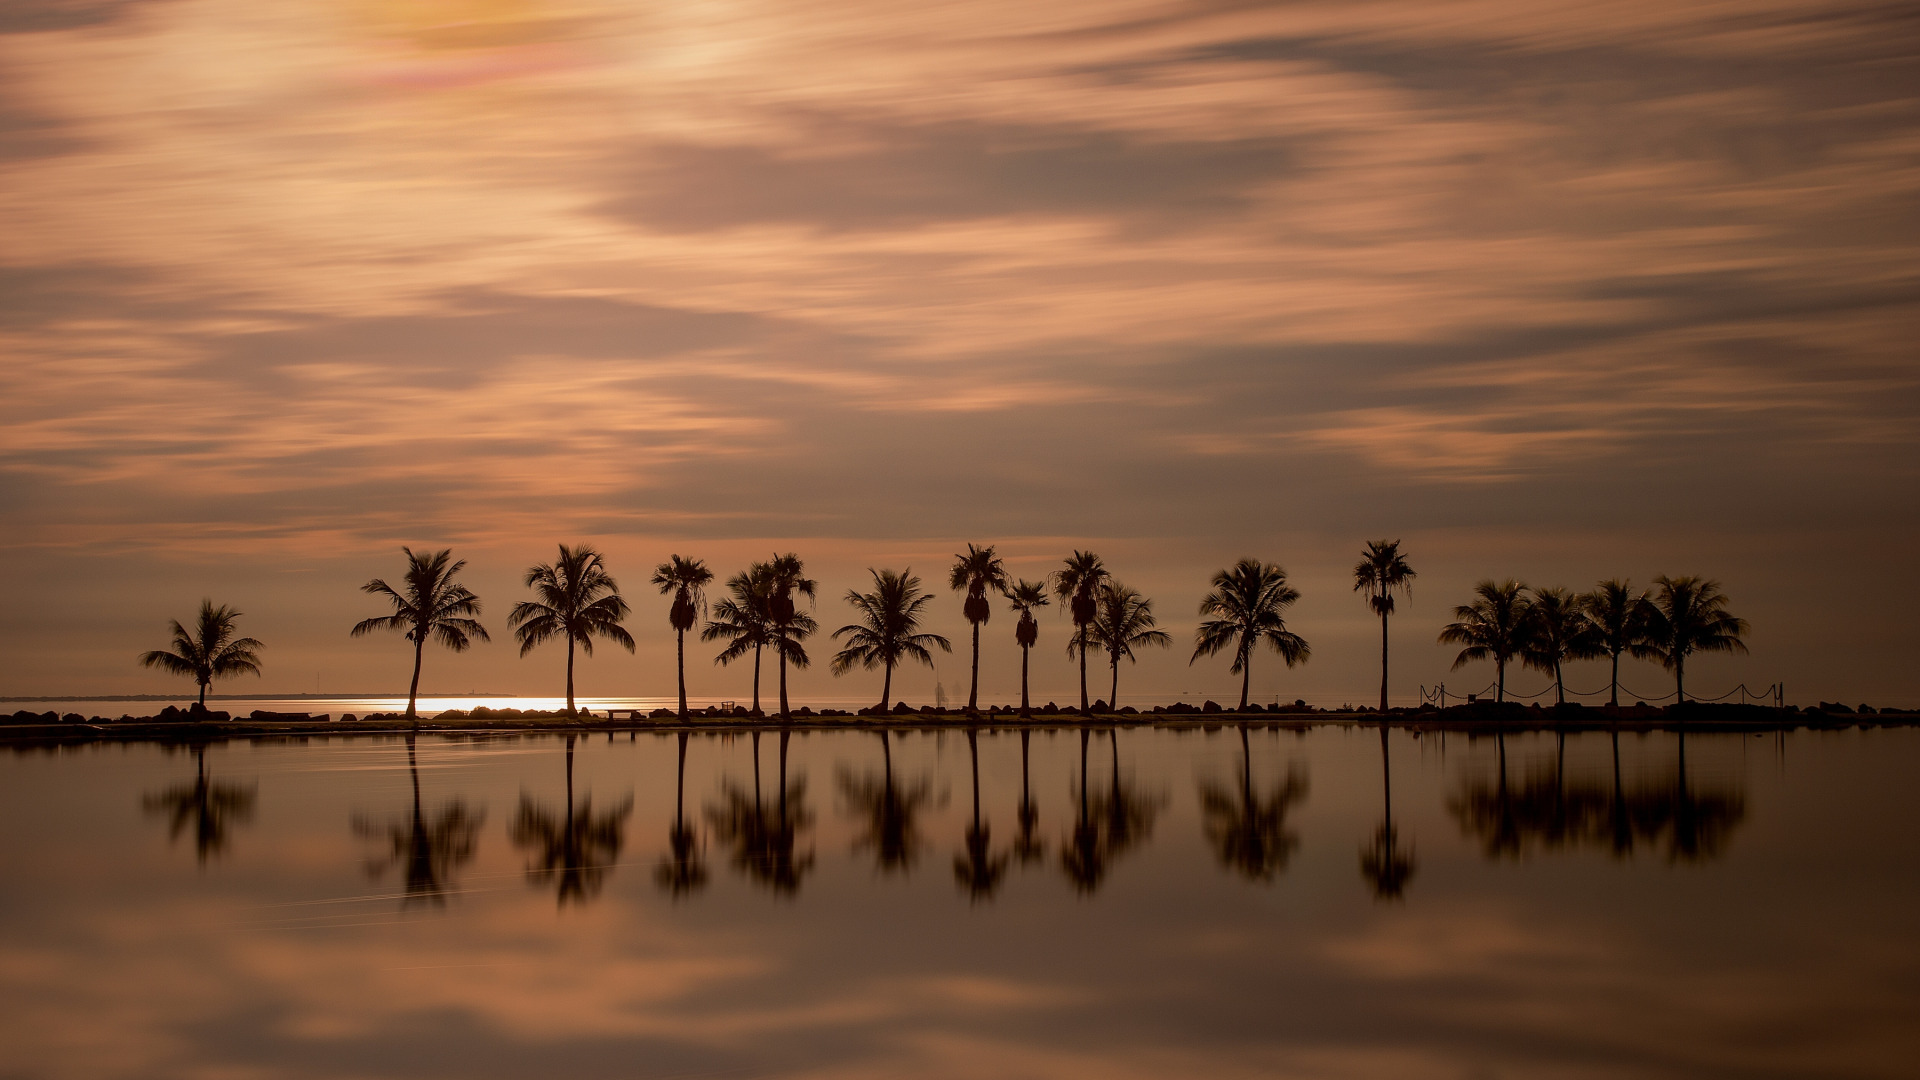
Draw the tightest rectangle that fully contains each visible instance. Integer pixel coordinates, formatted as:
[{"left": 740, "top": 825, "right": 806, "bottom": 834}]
[
  {"left": 1437, "top": 579, "right": 1532, "bottom": 702},
  {"left": 1051, "top": 551, "right": 1109, "bottom": 712},
  {"left": 1084, "top": 582, "right": 1170, "bottom": 712},
  {"left": 1352, "top": 540, "right": 1415, "bottom": 713},
  {"left": 1583, "top": 579, "right": 1656, "bottom": 707},
  {"left": 765, "top": 553, "right": 818, "bottom": 721},
  {"left": 1522, "top": 586, "right": 1598, "bottom": 705},
  {"left": 350, "top": 548, "right": 490, "bottom": 721},
  {"left": 1061, "top": 729, "right": 1105, "bottom": 893},
  {"left": 830, "top": 568, "right": 952, "bottom": 713},
  {"left": 652, "top": 556, "right": 713, "bottom": 720},
  {"left": 1191, "top": 559, "right": 1310, "bottom": 710},
  {"left": 352, "top": 734, "right": 485, "bottom": 907},
  {"left": 510, "top": 734, "right": 632, "bottom": 907},
  {"left": 1644, "top": 576, "right": 1749, "bottom": 702},
  {"left": 139, "top": 600, "right": 264, "bottom": 708},
  {"left": 508, "top": 544, "right": 634, "bottom": 715},
  {"left": 703, "top": 564, "right": 774, "bottom": 714},
  {"left": 1013, "top": 728, "right": 1045, "bottom": 865},
  {"left": 838, "top": 731, "right": 934, "bottom": 874},
  {"left": 1006, "top": 579, "right": 1049, "bottom": 718},
  {"left": 948, "top": 544, "right": 1009, "bottom": 713}
]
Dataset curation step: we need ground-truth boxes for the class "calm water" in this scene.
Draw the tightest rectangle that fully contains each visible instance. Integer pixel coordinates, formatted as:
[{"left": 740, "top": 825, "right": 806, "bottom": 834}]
[{"left": 1, "top": 725, "right": 1914, "bottom": 1079}]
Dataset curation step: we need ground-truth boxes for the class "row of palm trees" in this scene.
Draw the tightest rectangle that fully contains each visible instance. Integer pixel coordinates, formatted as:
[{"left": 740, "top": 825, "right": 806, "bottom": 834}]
[
  {"left": 139, "top": 540, "right": 1747, "bottom": 716},
  {"left": 1439, "top": 577, "right": 1748, "bottom": 704}
]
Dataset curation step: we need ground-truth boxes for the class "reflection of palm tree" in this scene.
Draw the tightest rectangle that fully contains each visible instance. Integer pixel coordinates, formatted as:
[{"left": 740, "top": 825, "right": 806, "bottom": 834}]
[
  {"left": 839, "top": 731, "right": 932, "bottom": 874},
  {"left": 143, "top": 745, "right": 256, "bottom": 864},
  {"left": 831, "top": 569, "right": 951, "bottom": 712},
  {"left": 1100, "top": 729, "right": 1161, "bottom": 859},
  {"left": 1083, "top": 583, "right": 1170, "bottom": 711},
  {"left": 655, "top": 732, "right": 707, "bottom": 897},
  {"left": 1061, "top": 729, "right": 1105, "bottom": 893},
  {"left": 138, "top": 600, "right": 264, "bottom": 708},
  {"left": 1051, "top": 551, "right": 1108, "bottom": 712},
  {"left": 1006, "top": 580, "right": 1049, "bottom": 718},
  {"left": 1644, "top": 576, "right": 1749, "bottom": 703},
  {"left": 1352, "top": 540, "right": 1416, "bottom": 714},
  {"left": 1358, "top": 727, "right": 1414, "bottom": 899},
  {"left": 1191, "top": 559, "right": 1309, "bottom": 711},
  {"left": 1013, "top": 729, "right": 1045, "bottom": 865},
  {"left": 351, "top": 548, "right": 490, "bottom": 721},
  {"left": 510, "top": 735, "right": 632, "bottom": 907},
  {"left": 352, "top": 734, "right": 484, "bottom": 907},
  {"left": 705, "top": 564, "right": 774, "bottom": 714},
  {"left": 708, "top": 730, "right": 815, "bottom": 895},
  {"left": 651, "top": 555, "right": 713, "bottom": 720},
  {"left": 949, "top": 544, "right": 1010, "bottom": 713},
  {"left": 1199, "top": 724, "right": 1307, "bottom": 882},
  {"left": 1438, "top": 580, "right": 1532, "bottom": 702},
  {"left": 508, "top": 544, "right": 634, "bottom": 715},
  {"left": 953, "top": 728, "right": 1009, "bottom": 900}
]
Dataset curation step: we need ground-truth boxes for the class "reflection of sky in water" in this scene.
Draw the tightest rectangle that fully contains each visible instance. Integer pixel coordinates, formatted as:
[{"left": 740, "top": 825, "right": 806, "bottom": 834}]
[{"left": 1, "top": 726, "right": 1914, "bottom": 1078}]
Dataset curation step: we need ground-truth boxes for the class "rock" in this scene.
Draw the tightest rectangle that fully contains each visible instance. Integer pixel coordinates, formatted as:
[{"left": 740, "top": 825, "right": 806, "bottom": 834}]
[
  {"left": 1118, "top": 706, "right": 1138, "bottom": 714},
  {"left": 1089, "top": 699, "right": 1110, "bottom": 713},
  {"left": 1202, "top": 700, "right": 1222, "bottom": 713},
  {"left": 1240, "top": 703, "right": 1264, "bottom": 714},
  {"left": 891, "top": 701, "right": 916, "bottom": 716},
  {"left": 1818, "top": 702, "right": 1854, "bottom": 714}
]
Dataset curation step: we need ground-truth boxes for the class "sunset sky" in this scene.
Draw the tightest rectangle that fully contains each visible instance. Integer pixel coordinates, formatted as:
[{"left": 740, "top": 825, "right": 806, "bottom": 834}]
[{"left": 2, "top": 0, "right": 1915, "bottom": 706}]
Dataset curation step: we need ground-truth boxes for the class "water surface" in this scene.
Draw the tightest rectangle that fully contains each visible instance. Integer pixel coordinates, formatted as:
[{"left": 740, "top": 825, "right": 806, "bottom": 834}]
[{"left": 1, "top": 725, "right": 1913, "bottom": 1079}]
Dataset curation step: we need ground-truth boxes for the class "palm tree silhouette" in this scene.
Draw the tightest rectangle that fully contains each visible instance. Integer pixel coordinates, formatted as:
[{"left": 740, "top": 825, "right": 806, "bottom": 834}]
[
  {"left": 1084, "top": 583, "right": 1170, "bottom": 711},
  {"left": 1359, "top": 727, "right": 1415, "bottom": 899},
  {"left": 509, "top": 735, "right": 633, "bottom": 907},
  {"left": 508, "top": 544, "right": 634, "bottom": 715},
  {"left": 948, "top": 544, "right": 1009, "bottom": 713},
  {"left": 351, "top": 548, "right": 490, "bottom": 721},
  {"left": 1583, "top": 580, "right": 1656, "bottom": 707},
  {"left": 1191, "top": 559, "right": 1310, "bottom": 710},
  {"left": 1013, "top": 728, "right": 1045, "bottom": 866},
  {"left": 1198, "top": 724, "right": 1307, "bottom": 881},
  {"left": 1352, "top": 540, "right": 1415, "bottom": 714},
  {"left": 1522, "top": 586, "right": 1597, "bottom": 705},
  {"left": 1438, "top": 580, "right": 1533, "bottom": 702},
  {"left": 352, "top": 734, "right": 485, "bottom": 907},
  {"left": 953, "top": 727, "right": 1010, "bottom": 901},
  {"left": 139, "top": 600, "right": 264, "bottom": 708},
  {"left": 764, "top": 554, "right": 818, "bottom": 721},
  {"left": 143, "top": 744, "right": 256, "bottom": 864},
  {"left": 1005, "top": 580, "right": 1049, "bottom": 718},
  {"left": 1051, "top": 551, "right": 1109, "bottom": 712},
  {"left": 838, "top": 731, "right": 934, "bottom": 874},
  {"left": 704, "top": 564, "right": 774, "bottom": 714},
  {"left": 652, "top": 556, "right": 713, "bottom": 720},
  {"left": 830, "top": 568, "right": 952, "bottom": 713},
  {"left": 654, "top": 731, "right": 708, "bottom": 898},
  {"left": 1643, "top": 576, "right": 1749, "bottom": 703}
]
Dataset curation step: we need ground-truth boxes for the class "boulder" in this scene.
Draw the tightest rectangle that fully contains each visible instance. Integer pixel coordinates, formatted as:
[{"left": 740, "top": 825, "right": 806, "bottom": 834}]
[
  {"left": 891, "top": 701, "right": 916, "bottom": 716},
  {"left": 1201, "top": 700, "right": 1222, "bottom": 713},
  {"left": 650, "top": 708, "right": 676, "bottom": 719},
  {"left": 1089, "top": 699, "right": 1109, "bottom": 713}
]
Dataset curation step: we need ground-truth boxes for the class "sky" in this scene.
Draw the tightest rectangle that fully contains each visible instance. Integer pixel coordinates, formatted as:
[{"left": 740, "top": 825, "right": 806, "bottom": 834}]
[{"left": 1, "top": 0, "right": 1916, "bottom": 708}]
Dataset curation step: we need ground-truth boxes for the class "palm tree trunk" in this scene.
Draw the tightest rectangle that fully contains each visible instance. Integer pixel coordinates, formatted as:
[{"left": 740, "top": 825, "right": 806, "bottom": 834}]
[
  {"left": 1108, "top": 655, "right": 1119, "bottom": 712},
  {"left": 676, "top": 628, "right": 688, "bottom": 719},
  {"left": 566, "top": 634, "right": 577, "bottom": 715},
  {"left": 1554, "top": 658, "right": 1564, "bottom": 706},
  {"left": 1378, "top": 725, "right": 1392, "bottom": 826},
  {"left": 1496, "top": 657, "right": 1507, "bottom": 703},
  {"left": 967, "top": 728, "right": 980, "bottom": 831},
  {"left": 1610, "top": 650, "right": 1620, "bottom": 707},
  {"left": 408, "top": 635, "right": 426, "bottom": 721},
  {"left": 880, "top": 659, "right": 893, "bottom": 713},
  {"left": 674, "top": 731, "right": 688, "bottom": 831},
  {"left": 778, "top": 649, "right": 790, "bottom": 720},
  {"left": 1020, "top": 644, "right": 1031, "bottom": 718},
  {"left": 751, "top": 644, "right": 762, "bottom": 714},
  {"left": 1675, "top": 654, "right": 1686, "bottom": 703},
  {"left": 1078, "top": 626, "right": 1089, "bottom": 711},
  {"left": 966, "top": 621, "right": 980, "bottom": 711},
  {"left": 1380, "top": 611, "right": 1390, "bottom": 714},
  {"left": 198, "top": 677, "right": 209, "bottom": 708},
  {"left": 1239, "top": 648, "right": 1251, "bottom": 710}
]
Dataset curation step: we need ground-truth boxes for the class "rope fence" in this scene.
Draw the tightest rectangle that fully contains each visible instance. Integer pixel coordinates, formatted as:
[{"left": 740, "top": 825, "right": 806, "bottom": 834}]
[{"left": 1419, "top": 681, "right": 1784, "bottom": 708}]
